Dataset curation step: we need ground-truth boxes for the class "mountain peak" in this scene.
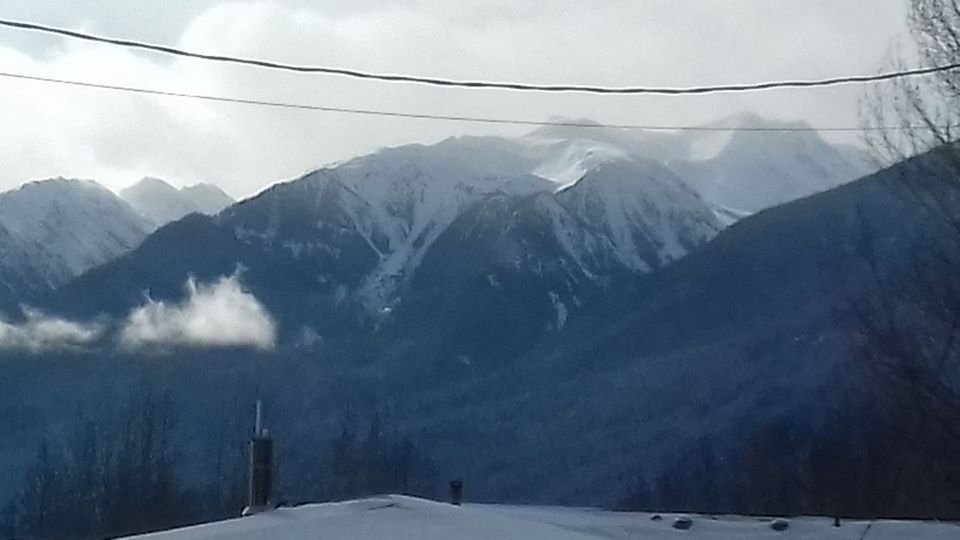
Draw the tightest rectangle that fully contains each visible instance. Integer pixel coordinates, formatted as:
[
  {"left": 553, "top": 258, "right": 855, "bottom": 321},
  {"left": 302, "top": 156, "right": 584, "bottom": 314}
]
[
  {"left": 120, "top": 178, "right": 234, "bottom": 227},
  {"left": 4, "top": 177, "right": 107, "bottom": 197},
  {"left": 181, "top": 183, "right": 235, "bottom": 215},
  {"left": 0, "top": 177, "right": 152, "bottom": 290},
  {"left": 121, "top": 177, "right": 181, "bottom": 198}
]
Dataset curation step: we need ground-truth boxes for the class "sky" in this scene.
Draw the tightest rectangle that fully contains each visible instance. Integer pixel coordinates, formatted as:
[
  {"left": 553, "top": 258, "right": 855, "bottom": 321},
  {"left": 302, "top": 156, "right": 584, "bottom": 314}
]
[{"left": 0, "top": 0, "right": 912, "bottom": 197}]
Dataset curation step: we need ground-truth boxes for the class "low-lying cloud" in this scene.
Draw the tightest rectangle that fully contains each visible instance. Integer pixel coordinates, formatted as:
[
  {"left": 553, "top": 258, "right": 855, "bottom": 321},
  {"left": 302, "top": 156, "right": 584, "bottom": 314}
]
[
  {"left": 0, "top": 308, "right": 103, "bottom": 351},
  {"left": 121, "top": 274, "right": 276, "bottom": 351}
]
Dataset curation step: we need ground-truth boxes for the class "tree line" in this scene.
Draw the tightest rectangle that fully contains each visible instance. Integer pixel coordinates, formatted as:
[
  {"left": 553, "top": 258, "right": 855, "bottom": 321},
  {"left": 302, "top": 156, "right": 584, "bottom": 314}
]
[
  {"left": 620, "top": 383, "right": 960, "bottom": 520},
  {"left": 1, "top": 392, "right": 438, "bottom": 539}
]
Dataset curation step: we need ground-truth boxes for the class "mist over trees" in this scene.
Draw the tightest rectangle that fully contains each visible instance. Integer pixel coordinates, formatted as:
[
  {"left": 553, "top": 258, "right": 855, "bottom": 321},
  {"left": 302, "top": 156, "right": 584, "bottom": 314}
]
[
  {"left": 2, "top": 388, "right": 438, "bottom": 539},
  {"left": 620, "top": 388, "right": 960, "bottom": 519},
  {"left": 5, "top": 389, "right": 195, "bottom": 538}
]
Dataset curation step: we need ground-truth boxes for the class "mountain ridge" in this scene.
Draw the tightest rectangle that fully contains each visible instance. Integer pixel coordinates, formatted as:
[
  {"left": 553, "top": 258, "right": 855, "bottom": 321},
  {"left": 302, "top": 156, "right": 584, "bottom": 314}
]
[
  {"left": 120, "top": 177, "right": 234, "bottom": 227},
  {"left": 0, "top": 178, "right": 152, "bottom": 313}
]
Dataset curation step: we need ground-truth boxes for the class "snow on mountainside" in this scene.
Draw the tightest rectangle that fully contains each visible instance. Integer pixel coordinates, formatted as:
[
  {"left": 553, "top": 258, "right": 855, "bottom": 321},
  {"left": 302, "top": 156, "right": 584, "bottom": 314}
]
[
  {"left": 27, "top": 113, "right": 869, "bottom": 326},
  {"left": 220, "top": 135, "right": 721, "bottom": 313},
  {"left": 555, "top": 157, "right": 717, "bottom": 269},
  {"left": 0, "top": 178, "right": 152, "bottom": 300},
  {"left": 211, "top": 114, "right": 868, "bottom": 315},
  {"left": 121, "top": 177, "right": 234, "bottom": 227}
]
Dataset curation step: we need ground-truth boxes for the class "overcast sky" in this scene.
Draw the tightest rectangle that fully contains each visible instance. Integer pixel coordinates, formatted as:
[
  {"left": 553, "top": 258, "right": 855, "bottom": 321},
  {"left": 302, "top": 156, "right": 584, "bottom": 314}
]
[{"left": 0, "top": 0, "right": 911, "bottom": 197}]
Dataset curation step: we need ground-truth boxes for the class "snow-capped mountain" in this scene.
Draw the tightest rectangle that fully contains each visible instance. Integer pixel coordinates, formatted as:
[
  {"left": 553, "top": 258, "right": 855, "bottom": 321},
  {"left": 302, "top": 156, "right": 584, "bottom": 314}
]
[
  {"left": 14, "top": 113, "right": 872, "bottom": 329},
  {"left": 46, "top": 113, "right": 872, "bottom": 334},
  {"left": 120, "top": 177, "right": 234, "bottom": 227},
  {"left": 0, "top": 178, "right": 152, "bottom": 311},
  {"left": 44, "top": 132, "right": 724, "bottom": 370},
  {"left": 216, "top": 135, "right": 721, "bottom": 316},
  {"left": 180, "top": 183, "right": 236, "bottom": 214}
]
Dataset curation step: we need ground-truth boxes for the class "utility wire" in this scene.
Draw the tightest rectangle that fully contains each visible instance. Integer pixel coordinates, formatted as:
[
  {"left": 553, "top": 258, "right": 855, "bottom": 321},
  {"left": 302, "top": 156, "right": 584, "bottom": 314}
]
[
  {"left": 1, "top": 18, "right": 959, "bottom": 95},
  {"left": 0, "top": 70, "right": 945, "bottom": 132}
]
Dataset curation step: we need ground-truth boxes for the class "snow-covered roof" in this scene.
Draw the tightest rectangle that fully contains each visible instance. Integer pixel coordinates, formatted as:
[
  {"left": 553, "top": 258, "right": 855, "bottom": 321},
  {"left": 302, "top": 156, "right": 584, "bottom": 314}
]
[{"left": 123, "top": 495, "right": 959, "bottom": 539}]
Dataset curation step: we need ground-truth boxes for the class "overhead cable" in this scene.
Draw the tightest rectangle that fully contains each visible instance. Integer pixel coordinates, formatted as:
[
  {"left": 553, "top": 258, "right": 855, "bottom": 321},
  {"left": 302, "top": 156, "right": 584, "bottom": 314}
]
[
  {"left": 1, "top": 18, "right": 958, "bottom": 95},
  {"left": 0, "top": 70, "right": 945, "bottom": 132}
]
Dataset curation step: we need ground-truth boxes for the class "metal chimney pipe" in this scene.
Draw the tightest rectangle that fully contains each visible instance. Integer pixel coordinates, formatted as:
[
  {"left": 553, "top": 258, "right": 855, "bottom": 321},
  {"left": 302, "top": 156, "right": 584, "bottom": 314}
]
[
  {"left": 255, "top": 399, "right": 263, "bottom": 436},
  {"left": 449, "top": 480, "right": 463, "bottom": 506},
  {"left": 245, "top": 400, "right": 273, "bottom": 515}
]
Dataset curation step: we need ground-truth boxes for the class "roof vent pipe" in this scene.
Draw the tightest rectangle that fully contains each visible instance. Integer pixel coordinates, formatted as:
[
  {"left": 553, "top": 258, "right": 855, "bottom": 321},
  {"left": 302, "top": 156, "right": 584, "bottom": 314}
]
[{"left": 243, "top": 400, "right": 273, "bottom": 516}]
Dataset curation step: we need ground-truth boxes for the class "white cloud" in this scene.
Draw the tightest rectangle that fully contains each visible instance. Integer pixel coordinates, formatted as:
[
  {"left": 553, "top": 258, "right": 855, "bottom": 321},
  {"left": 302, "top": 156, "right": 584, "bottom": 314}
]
[
  {"left": 0, "top": 308, "right": 103, "bottom": 351},
  {"left": 121, "top": 273, "right": 276, "bottom": 351}
]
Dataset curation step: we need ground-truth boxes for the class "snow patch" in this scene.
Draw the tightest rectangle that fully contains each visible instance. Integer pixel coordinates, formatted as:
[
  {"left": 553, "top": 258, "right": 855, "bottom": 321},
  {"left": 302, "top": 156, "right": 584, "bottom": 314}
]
[
  {"left": 294, "top": 326, "right": 322, "bottom": 349},
  {"left": 532, "top": 139, "right": 631, "bottom": 189},
  {"left": 548, "top": 292, "right": 568, "bottom": 330}
]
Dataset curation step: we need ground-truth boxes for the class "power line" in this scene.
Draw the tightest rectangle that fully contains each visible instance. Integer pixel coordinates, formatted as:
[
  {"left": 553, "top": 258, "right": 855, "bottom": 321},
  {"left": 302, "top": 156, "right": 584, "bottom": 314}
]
[
  {"left": 1, "top": 18, "right": 959, "bottom": 95},
  {"left": 0, "top": 70, "right": 944, "bottom": 132}
]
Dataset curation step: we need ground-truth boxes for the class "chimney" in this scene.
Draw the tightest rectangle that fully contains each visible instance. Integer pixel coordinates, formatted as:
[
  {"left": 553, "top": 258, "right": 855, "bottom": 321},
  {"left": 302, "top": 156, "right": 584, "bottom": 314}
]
[
  {"left": 449, "top": 480, "right": 463, "bottom": 506},
  {"left": 243, "top": 400, "right": 273, "bottom": 516}
]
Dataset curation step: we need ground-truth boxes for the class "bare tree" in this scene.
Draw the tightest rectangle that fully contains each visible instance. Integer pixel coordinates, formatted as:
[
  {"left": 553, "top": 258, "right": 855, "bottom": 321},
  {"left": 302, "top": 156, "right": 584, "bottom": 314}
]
[{"left": 852, "top": 0, "right": 960, "bottom": 515}]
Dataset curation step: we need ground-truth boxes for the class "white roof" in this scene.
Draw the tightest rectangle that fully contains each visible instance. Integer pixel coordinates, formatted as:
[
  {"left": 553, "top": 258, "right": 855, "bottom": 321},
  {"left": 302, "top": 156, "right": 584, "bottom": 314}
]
[{"left": 123, "top": 495, "right": 960, "bottom": 540}]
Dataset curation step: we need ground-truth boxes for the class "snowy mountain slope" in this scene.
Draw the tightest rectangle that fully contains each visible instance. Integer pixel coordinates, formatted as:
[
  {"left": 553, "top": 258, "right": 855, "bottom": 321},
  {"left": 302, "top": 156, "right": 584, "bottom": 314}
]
[
  {"left": 555, "top": 158, "right": 718, "bottom": 269},
  {"left": 181, "top": 183, "right": 235, "bottom": 215},
  {"left": 214, "top": 135, "right": 720, "bottom": 315},
  {"left": 0, "top": 178, "right": 152, "bottom": 308},
  {"left": 381, "top": 157, "right": 720, "bottom": 366},
  {"left": 0, "top": 223, "right": 48, "bottom": 314},
  {"left": 121, "top": 177, "right": 234, "bottom": 227},
  {"left": 324, "top": 137, "right": 549, "bottom": 309}
]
